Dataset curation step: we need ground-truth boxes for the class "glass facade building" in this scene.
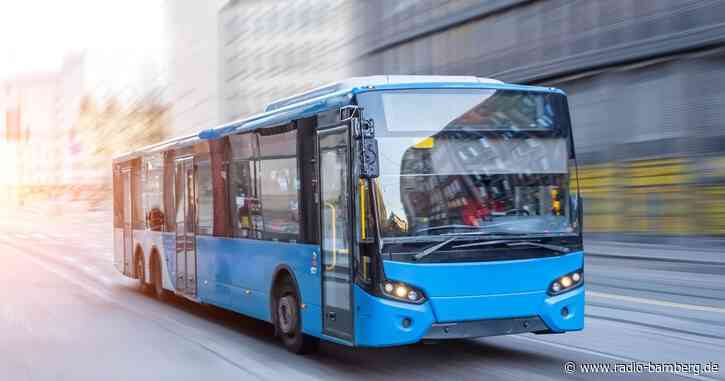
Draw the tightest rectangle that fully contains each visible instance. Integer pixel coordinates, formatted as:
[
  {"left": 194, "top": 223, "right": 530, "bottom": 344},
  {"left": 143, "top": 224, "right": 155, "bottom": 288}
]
[
  {"left": 219, "top": 0, "right": 365, "bottom": 122},
  {"left": 214, "top": 0, "right": 725, "bottom": 239}
]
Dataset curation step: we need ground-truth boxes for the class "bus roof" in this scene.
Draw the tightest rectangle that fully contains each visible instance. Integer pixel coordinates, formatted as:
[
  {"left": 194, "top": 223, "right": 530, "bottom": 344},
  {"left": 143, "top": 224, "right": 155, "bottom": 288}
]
[
  {"left": 113, "top": 75, "right": 564, "bottom": 163},
  {"left": 264, "top": 75, "right": 503, "bottom": 112}
]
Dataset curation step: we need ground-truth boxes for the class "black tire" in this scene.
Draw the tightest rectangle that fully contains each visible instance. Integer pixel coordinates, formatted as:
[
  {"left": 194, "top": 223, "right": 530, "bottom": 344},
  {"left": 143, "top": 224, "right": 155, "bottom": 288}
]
[
  {"left": 275, "top": 279, "right": 319, "bottom": 354},
  {"left": 151, "top": 255, "right": 169, "bottom": 302},
  {"left": 135, "top": 254, "right": 149, "bottom": 294}
]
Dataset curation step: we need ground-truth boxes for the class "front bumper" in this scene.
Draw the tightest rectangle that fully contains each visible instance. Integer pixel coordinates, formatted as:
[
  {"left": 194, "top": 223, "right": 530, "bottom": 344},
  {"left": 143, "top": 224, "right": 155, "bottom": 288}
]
[
  {"left": 423, "top": 316, "right": 548, "bottom": 340},
  {"left": 354, "top": 252, "right": 585, "bottom": 347},
  {"left": 354, "top": 285, "right": 584, "bottom": 347}
]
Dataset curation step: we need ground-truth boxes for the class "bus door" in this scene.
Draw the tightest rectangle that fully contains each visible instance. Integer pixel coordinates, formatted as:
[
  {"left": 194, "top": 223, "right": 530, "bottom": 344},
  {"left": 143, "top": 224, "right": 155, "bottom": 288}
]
[
  {"left": 121, "top": 168, "right": 133, "bottom": 276},
  {"left": 174, "top": 157, "right": 197, "bottom": 297},
  {"left": 318, "top": 126, "right": 354, "bottom": 342}
]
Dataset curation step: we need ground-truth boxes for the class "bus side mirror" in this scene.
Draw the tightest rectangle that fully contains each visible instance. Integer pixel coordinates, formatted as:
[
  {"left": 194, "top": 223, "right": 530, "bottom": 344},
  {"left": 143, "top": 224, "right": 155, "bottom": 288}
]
[
  {"left": 360, "top": 139, "right": 380, "bottom": 178},
  {"left": 353, "top": 117, "right": 379, "bottom": 179}
]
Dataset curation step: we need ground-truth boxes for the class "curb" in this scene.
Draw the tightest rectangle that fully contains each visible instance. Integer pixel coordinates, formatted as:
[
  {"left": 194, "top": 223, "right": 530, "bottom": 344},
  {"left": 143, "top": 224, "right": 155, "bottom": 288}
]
[{"left": 585, "top": 251, "right": 725, "bottom": 266}]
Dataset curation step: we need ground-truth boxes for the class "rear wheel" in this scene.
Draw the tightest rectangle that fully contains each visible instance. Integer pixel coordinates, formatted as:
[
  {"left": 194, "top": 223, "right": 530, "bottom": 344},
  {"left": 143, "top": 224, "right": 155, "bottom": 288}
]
[
  {"left": 275, "top": 280, "right": 318, "bottom": 354},
  {"left": 151, "top": 255, "right": 169, "bottom": 302}
]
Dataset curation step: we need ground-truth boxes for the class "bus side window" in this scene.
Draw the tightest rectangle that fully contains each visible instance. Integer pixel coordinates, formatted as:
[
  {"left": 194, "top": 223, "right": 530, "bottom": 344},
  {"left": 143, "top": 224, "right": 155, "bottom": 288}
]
[
  {"left": 259, "top": 157, "right": 300, "bottom": 242},
  {"left": 196, "top": 161, "right": 214, "bottom": 235},
  {"left": 143, "top": 153, "right": 165, "bottom": 231},
  {"left": 113, "top": 168, "right": 123, "bottom": 229},
  {"left": 163, "top": 151, "right": 176, "bottom": 232},
  {"left": 131, "top": 160, "right": 145, "bottom": 230},
  {"left": 228, "top": 160, "right": 262, "bottom": 238},
  {"left": 229, "top": 133, "right": 262, "bottom": 239},
  {"left": 258, "top": 124, "right": 300, "bottom": 242}
]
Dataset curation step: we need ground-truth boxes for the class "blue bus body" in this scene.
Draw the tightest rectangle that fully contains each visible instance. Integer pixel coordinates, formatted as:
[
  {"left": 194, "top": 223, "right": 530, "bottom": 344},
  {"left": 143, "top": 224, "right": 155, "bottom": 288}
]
[{"left": 113, "top": 76, "right": 584, "bottom": 350}]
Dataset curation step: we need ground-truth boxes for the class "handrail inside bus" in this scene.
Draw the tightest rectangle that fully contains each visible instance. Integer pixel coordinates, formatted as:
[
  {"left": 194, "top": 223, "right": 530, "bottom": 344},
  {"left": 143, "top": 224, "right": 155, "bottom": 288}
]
[
  {"left": 359, "top": 179, "right": 367, "bottom": 240},
  {"left": 324, "top": 202, "right": 337, "bottom": 271}
]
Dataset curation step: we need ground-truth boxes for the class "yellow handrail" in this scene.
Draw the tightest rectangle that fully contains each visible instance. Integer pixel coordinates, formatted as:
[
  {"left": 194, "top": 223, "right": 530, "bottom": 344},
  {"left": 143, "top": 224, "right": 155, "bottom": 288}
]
[
  {"left": 324, "top": 202, "right": 337, "bottom": 271},
  {"left": 359, "top": 179, "right": 367, "bottom": 240}
]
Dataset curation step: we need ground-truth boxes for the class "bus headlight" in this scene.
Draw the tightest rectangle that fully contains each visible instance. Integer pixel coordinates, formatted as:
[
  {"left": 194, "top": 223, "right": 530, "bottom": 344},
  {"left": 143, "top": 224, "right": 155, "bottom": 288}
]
[
  {"left": 381, "top": 280, "right": 426, "bottom": 304},
  {"left": 560, "top": 276, "right": 572, "bottom": 288},
  {"left": 395, "top": 284, "right": 408, "bottom": 298},
  {"left": 548, "top": 269, "right": 583, "bottom": 295},
  {"left": 384, "top": 282, "right": 394, "bottom": 293},
  {"left": 551, "top": 282, "right": 562, "bottom": 293},
  {"left": 571, "top": 272, "right": 581, "bottom": 282}
]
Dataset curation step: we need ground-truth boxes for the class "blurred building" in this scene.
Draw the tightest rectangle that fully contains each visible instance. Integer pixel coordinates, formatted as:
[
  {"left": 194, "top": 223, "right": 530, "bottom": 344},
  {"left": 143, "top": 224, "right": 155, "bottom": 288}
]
[
  {"left": 162, "top": 0, "right": 364, "bottom": 133},
  {"left": 0, "top": 53, "right": 85, "bottom": 204},
  {"left": 58, "top": 54, "right": 87, "bottom": 185},
  {"left": 352, "top": 0, "right": 725, "bottom": 240},
  {"left": 0, "top": 51, "right": 167, "bottom": 206},
  {"left": 218, "top": 0, "right": 363, "bottom": 122},
  {"left": 162, "top": 0, "right": 227, "bottom": 137},
  {"left": 73, "top": 95, "right": 168, "bottom": 205}
]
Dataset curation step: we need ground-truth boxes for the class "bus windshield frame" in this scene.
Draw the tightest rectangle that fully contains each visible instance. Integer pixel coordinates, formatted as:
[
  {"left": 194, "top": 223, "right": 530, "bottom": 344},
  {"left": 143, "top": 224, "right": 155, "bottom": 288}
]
[{"left": 356, "top": 88, "right": 581, "bottom": 244}]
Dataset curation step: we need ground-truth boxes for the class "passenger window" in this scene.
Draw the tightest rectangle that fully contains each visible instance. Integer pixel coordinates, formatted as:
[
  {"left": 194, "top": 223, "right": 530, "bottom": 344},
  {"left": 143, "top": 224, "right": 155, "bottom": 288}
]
[
  {"left": 228, "top": 125, "right": 301, "bottom": 242},
  {"left": 163, "top": 151, "right": 176, "bottom": 232},
  {"left": 229, "top": 160, "right": 263, "bottom": 238},
  {"left": 131, "top": 164, "right": 146, "bottom": 230},
  {"left": 259, "top": 125, "right": 299, "bottom": 242},
  {"left": 259, "top": 158, "right": 300, "bottom": 241},
  {"left": 113, "top": 169, "right": 123, "bottom": 229},
  {"left": 142, "top": 153, "right": 165, "bottom": 231},
  {"left": 196, "top": 161, "right": 214, "bottom": 235}
]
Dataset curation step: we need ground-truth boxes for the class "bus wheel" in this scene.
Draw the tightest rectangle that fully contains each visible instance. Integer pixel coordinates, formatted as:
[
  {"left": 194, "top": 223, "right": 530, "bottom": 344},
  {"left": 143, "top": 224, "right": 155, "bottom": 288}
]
[
  {"left": 151, "top": 255, "right": 169, "bottom": 302},
  {"left": 135, "top": 254, "right": 148, "bottom": 293},
  {"left": 276, "top": 281, "right": 319, "bottom": 354}
]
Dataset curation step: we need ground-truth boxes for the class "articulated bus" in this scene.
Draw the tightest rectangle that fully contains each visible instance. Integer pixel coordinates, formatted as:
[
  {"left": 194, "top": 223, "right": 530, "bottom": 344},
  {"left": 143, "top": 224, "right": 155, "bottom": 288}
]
[{"left": 112, "top": 76, "right": 584, "bottom": 353}]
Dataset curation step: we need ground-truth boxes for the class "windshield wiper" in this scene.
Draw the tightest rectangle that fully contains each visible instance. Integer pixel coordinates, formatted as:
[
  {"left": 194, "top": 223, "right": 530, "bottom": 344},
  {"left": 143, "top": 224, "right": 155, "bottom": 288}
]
[
  {"left": 451, "top": 239, "right": 520, "bottom": 249},
  {"left": 441, "top": 230, "right": 528, "bottom": 237},
  {"left": 453, "top": 240, "right": 571, "bottom": 253},
  {"left": 411, "top": 228, "right": 525, "bottom": 260},
  {"left": 413, "top": 236, "right": 461, "bottom": 261},
  {"left": 416, "top": 225, "right": 536, "bottom": 237},
  {"left": 507, "top": 241, "right": 571, "bottom": 253},
  {"left": 413, "top": 237, "right": 570, "bottom": 261},
  {"left": 415, "top": 225, "right": 487, "bottom": 234}
]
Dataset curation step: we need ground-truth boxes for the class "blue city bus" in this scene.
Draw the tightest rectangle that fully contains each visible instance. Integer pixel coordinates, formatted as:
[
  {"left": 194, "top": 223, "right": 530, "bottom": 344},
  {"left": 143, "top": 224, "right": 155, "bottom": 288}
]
[{"left": 112, "top": 76, "right": 584, "bottom": 353}]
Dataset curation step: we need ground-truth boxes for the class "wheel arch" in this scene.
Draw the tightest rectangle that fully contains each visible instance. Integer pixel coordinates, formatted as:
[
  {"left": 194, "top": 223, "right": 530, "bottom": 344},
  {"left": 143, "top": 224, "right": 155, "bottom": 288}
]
[
  {"left": 269, "top": 264, "right": 302, "bottom": 331},
  {"left": 132, "top": 244, "right": 145, "bottom": 279}
]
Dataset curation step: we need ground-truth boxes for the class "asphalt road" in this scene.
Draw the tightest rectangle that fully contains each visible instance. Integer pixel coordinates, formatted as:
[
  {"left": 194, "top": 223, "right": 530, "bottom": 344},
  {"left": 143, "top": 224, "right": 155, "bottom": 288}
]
[{"left": 0, "top": 206, "right": 722, "bottom": 380}]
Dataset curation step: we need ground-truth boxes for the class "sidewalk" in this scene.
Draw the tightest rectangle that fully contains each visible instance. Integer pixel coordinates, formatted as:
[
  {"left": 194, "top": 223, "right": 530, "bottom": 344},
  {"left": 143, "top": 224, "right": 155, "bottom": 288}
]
[{"left": 585, "top": 240, "right": 725, "bottom": 265}]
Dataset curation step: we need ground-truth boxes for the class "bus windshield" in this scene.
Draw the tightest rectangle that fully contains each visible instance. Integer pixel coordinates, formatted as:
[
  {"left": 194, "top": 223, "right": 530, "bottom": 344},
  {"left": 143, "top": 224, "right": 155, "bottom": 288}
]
[{"left": 357, "top": 89, "right": 579, "bottom": 239}]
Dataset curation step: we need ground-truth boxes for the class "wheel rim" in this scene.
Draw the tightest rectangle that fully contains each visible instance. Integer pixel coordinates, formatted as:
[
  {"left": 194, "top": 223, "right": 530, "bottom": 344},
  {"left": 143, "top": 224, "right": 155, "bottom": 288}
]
[{"left": 278, "top": 295, "right": 297, "bottom": 335}]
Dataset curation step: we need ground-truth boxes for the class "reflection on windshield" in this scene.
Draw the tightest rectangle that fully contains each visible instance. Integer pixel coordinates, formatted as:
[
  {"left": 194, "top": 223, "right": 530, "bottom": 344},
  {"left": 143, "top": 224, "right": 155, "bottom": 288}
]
[
  {"left": 374, "top": 135, "right": 574, "bottom": 237},
  {"left": 378, "top": 136, "right": 568, "bottom": 176},
  {"left": 380, "top": 89, "right": 558, "bottom": 132},
  {"left": 376, "top": 170, "right": 573, "bottom": 237},
  {"left": 358, "top": 89, "right": 577, "bottom": 238}
]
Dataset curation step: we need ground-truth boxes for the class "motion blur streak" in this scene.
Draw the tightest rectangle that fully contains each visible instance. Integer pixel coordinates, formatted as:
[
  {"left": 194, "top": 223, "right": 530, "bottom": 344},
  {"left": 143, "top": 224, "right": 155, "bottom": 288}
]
[
  {"left": 0, "top": 1, "right": 724, "bottom": 380},
  {"left": 3, "top": 1, "right": 725, "bottom": 248}
]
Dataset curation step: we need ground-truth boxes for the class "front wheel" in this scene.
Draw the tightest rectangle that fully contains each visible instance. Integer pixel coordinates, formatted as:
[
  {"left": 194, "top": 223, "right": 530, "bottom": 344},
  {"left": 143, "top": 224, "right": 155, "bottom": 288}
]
[{"left": 276, "top": 281, "right": 318, "bottom": 354}]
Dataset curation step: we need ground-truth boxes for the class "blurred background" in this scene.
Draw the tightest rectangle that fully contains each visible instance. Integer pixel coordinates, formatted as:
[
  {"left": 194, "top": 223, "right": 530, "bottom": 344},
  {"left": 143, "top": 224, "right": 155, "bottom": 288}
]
[{"left": 2, "top": 0, "right": 725, "bottom": 246}]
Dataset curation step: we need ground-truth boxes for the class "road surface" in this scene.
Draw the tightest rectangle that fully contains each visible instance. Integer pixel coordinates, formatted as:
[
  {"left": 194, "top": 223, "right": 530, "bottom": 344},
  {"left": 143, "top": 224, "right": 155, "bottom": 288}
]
[{"left": 0, "top": 206, "right": 722, "bottom": 380}]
